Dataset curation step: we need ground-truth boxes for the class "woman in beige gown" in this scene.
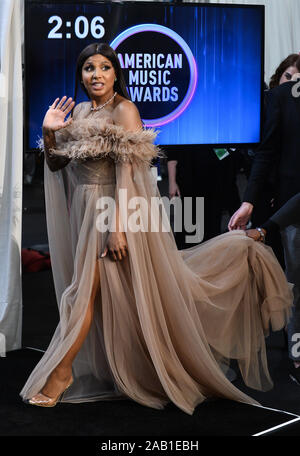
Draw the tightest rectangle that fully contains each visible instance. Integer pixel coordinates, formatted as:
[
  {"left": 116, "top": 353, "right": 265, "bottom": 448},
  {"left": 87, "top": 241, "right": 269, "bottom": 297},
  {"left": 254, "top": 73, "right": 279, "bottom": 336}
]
[{"left": 20, "top": 43, "right": 293, "bottom": 415}]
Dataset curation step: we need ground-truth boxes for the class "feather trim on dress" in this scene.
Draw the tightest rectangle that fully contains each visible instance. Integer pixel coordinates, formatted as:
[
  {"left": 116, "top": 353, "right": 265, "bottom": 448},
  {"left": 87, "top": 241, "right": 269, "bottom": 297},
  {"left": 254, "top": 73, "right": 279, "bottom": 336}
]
[{"left": 37, "top": 117, "right": 163, "bottom": 165}]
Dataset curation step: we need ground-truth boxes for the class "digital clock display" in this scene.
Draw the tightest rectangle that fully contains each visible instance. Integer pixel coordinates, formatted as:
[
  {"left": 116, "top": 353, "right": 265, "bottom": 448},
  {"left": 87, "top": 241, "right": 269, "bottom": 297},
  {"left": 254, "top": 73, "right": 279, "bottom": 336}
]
[
  {"left": 48, "top": 15, "right": 105, "bottom": 40},
  {"left": 25, "top": 1, "right": 264, "bottom": 150}
]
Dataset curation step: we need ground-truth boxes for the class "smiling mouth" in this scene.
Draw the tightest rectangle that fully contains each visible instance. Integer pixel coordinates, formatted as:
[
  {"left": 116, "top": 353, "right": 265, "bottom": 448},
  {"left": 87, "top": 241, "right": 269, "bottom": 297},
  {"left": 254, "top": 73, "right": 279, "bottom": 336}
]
[{"left": 92, "top": 83, "right": 104, "bottom": 89}]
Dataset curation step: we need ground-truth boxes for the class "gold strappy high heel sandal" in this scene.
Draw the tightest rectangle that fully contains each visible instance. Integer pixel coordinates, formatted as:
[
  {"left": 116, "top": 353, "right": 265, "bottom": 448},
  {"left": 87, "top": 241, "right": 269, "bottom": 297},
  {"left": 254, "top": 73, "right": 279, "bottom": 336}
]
[{"left": 27, "top": 377, "right": 74, "bottom": 408}]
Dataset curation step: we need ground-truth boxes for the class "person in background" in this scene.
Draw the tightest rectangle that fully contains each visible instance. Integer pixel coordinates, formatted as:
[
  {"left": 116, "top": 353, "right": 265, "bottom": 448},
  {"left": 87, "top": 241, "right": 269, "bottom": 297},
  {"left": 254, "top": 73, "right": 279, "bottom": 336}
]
[
  {"left": 269, "top": 53, "right": 300, "bottom": 88},
  {"left": 228, "top": 55, "right": 300, "bottom": 384},
  {"left": 246, "top": 54, "right": 300, "bottom": 268},
  {"left": 246, "top": 193, "right": 300, "bottom": 244}
]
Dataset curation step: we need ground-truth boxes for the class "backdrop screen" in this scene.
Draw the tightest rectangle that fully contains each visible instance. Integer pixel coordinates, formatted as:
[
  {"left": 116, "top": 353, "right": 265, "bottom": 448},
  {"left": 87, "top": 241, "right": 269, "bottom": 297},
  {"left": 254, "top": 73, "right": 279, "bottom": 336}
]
[{"left": 25, "top": 1, "right": 264, "bottom": 148}]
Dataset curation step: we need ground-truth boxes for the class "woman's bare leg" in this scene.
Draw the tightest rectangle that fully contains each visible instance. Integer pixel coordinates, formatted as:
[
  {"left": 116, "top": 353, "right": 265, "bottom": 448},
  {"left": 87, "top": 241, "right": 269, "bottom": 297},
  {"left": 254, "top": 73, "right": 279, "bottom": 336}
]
[{"left": 31, "top": 262, "right": 100, "bottom": 401}]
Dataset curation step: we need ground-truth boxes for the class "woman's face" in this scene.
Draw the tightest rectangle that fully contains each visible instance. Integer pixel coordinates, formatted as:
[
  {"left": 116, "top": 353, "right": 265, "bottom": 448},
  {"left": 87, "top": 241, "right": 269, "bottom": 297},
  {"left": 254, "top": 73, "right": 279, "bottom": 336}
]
[
  {"left": 279, "top": 65, "right": 299, "bottom": 85},
  {"left": 81, "top": 54, "right": 116, "bottom": 99}
]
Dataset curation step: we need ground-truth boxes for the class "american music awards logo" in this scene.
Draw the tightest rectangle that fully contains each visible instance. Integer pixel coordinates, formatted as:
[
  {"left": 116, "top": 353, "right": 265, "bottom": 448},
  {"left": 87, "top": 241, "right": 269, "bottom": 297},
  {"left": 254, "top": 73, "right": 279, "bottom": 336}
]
[{"left": 110, "top": 24, "right": 198, "bottom": 127}]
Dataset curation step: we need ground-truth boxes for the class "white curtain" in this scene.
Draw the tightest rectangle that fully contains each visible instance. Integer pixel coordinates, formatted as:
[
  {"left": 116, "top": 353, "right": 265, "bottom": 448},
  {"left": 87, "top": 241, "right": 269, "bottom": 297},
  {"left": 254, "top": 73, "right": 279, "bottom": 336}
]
[
  {"left": 0, "top": 0, "right": 23, "bottom": 353},
  {"left": 185, "top": 0, "right": 300, "bottom": 83}
]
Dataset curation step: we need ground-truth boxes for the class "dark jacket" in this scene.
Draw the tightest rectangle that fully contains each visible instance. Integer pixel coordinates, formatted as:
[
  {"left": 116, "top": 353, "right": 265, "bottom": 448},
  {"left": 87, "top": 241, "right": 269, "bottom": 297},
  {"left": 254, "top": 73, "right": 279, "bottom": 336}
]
[
  {"left": 243, "top": 80, "right": 300, "bottom": 208},
  {"left": 261, "top": 192, "right": 300, "bottom": 234}
]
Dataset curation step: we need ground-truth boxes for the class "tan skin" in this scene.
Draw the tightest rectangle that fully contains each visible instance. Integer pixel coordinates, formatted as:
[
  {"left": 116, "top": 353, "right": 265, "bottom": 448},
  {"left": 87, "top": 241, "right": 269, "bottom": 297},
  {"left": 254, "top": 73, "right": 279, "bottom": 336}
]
[
  {"left": 29, "top": 54, "right": 143, "bottom": 405},
  {"left": 279, "top": 65, "right": 299, "bottom": 84}
]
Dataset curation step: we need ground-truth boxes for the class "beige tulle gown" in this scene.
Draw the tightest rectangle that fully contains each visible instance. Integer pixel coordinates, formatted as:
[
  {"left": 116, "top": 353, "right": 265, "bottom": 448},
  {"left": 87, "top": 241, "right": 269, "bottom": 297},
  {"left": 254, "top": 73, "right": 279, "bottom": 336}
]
[{"left": 20, "top": 102, "right": 293, "bottom": 415}]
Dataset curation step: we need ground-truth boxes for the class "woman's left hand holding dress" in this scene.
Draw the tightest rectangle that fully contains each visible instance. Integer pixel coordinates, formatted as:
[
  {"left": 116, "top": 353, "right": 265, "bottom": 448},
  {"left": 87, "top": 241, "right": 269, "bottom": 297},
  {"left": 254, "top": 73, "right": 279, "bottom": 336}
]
[{"left": 100, "top": 100, "right": 143, "bottom": 262}]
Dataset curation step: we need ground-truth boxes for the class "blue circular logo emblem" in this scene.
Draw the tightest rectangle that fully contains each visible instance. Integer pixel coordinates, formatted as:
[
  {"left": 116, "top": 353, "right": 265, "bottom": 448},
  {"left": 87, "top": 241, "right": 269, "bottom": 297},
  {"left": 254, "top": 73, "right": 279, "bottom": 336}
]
[{"left": 110, "top": 24, "right": 198, "bottom": 127}]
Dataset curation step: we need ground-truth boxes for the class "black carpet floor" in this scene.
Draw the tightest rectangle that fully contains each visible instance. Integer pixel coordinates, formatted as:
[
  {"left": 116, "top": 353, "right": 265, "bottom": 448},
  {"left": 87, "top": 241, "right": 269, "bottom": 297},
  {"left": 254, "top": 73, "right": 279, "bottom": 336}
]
[
  {"left": 1, "top": 347, "right": 299, "bottom": 438},
  {"left": 0, "top": 268, "right": 298, "bottom": 440}
]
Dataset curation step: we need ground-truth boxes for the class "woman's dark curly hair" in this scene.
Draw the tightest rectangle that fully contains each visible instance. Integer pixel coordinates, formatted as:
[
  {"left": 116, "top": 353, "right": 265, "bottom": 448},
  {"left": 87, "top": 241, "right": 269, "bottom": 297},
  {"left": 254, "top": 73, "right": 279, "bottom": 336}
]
[
  {"left": 71, "top": 42, "right": 130, "bottom": 116},
  {"left": 269, "top": 54, "right": 300, "bottom": 89}
]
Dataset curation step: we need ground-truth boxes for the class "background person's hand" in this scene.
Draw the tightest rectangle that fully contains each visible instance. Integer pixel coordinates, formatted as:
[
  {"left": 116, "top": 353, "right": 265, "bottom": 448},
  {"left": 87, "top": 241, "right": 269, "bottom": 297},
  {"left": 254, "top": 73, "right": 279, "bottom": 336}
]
[
  {"left": 42, "top": 96, "right": 75, "bottom": 132},
  {"left": 100, "top": 231, "right": 128, "bottom": 261},
  {"left": 169, "top": 181, "right": 181, "bottom": 199},
  {"left": 228, "top": 202, "right": 253, "bottom": 230}
]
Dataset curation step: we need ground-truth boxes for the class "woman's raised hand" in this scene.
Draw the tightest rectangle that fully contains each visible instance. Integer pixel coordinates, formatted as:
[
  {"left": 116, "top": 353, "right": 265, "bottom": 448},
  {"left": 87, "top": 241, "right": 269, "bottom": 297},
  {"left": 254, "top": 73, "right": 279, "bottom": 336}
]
[{"left": 42, "top": 96, "right": 75, "bottom": 132}]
